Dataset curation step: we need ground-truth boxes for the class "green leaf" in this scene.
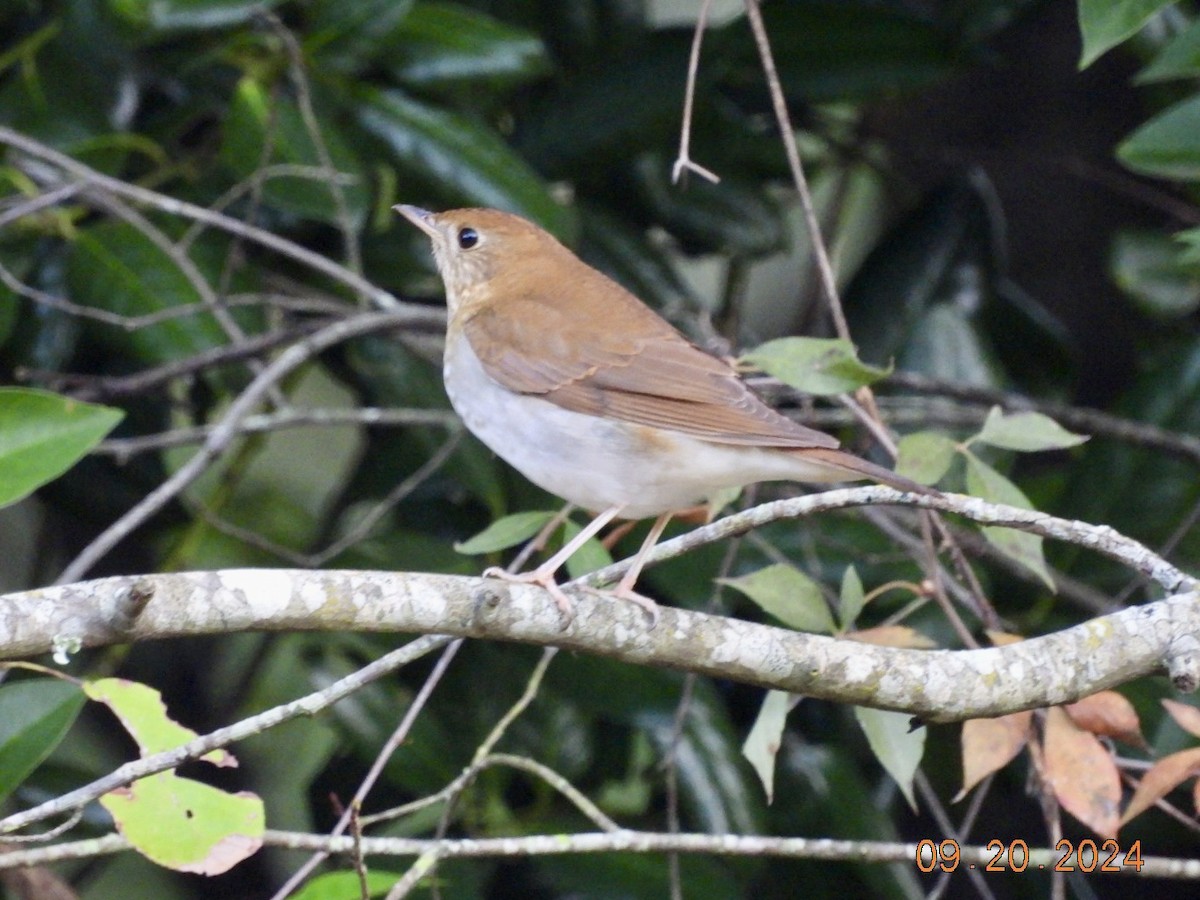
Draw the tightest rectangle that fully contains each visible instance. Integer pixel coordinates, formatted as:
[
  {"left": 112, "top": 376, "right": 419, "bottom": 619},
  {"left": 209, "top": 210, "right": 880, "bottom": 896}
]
[
  {"left": 220, "top": 77, "right": 369, "bottom": 228},
  {"left": 0, "top": 388, "right": 123, "bottom": 508},
  {"left": 84, "top": 678, "right": 233, "bottom": 765},
  {"left": 384, "top": 3, "right": 551, "bottom": 93},
  {"left": 1109, "top": 229, "right": 1200, "bottom": 318},
  {"left": 354, "top": 87, "right": 575, "bottom": 240},
  {"left": 971, "top": 406, "right": 1089, "bottom": 452},
  {"left": 453, "top": 510, "right": 556, "bottom": 555},
  {"left": 722, "top": 2, "right": 958, "bottom": 101},
  {"left": 1077, "top": 0, "right": 1175, "bottom": 68},
  {"left": 853, "top": 706, "right": 925, "bottom": 811},
  {"left": 631, "top": 152, "right": 787, "bottom": 257},
  {"left": 101, "top": 772, "right": 264, "bottom": 874},
  {"left": 65, "top": 221, "right": 234, "bottom": 366},
  {"left": 1118, "top": 94, "right": 1200, "bottom": 181},
  {"left": 963, "top": 452, "right": 1055, "bottom": 589},
  {"left": 839, "top": 565, "right": 865, "bottom": 631},
  {"left": 308, "top": 0, "right": 416, "bottom": 73},
  {"left": 742, "top": 337, "right": 891, "bottom": 396},
  {"left": 742, "top": 690, "right": 796, "bottom": 804},
  {"left": 719, "top": 563, "right": 836, "bottom": 634},
  {"left": 293, "top": 870, "right": 404, "bottom": 900},
  {"left": 895, "top": 430, "right": 958, "bottom": 485},
  {"left": 0, "top": 679, "right": 86, "bottom": 804},
  {"left": 108, "top": 0, "right": 286, "bottom": 34},
  {"left": 1178, "top": 226, "right": 1200, "bottom": 265},
  {"left": 562, "top": 517, "right": 615, "bottom": 580},
  {"left": 1136, "top": 18, "right": 1200, "bottom": 82}
]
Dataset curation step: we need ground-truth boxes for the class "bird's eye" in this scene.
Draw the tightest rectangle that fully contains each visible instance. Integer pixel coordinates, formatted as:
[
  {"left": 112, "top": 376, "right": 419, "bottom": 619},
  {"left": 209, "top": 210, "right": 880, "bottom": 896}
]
[{"left": 457, "top": 227, "right": 479, "bottom": 250}]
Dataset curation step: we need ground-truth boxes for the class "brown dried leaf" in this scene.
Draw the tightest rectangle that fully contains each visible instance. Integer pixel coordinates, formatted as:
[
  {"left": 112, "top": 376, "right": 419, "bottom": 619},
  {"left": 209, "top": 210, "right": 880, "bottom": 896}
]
[
  {"left": 1065, "top": 691, "right": 1147, "bottom": 749},
  {"left": 984, "top": 630, "right": 1024, "bottom": 646},
  {"left": 1042, "top": 707, "right": 1120, "bottom": 838},
  {"left": 1161, "top": 699, "right": 1200, "bottom": 740},
  {"left": 844, "top": 625, "right": 937, "bottom": 648},
  {"left": 1119, "top": 746, "right": 1200, "bottom": 827},
  {"left": 956, "top": 711, "right": 1033, "bottom": 800}
]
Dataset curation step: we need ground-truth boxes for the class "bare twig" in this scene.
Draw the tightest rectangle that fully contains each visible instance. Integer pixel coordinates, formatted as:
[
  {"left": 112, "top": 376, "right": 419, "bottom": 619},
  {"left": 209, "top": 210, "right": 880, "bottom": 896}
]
[
  {"left": 54, "top": 311, "right": 422, "bottom": 584},
  {"left": 671, "top": 0, "right": 720, "bottom": 185}
]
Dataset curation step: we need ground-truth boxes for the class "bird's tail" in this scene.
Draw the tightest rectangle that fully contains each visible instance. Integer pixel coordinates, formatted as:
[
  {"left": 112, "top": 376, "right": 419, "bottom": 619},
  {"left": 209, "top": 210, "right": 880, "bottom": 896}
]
[{"left": 795, "top": 447, "right": 939, "bottom": 497}]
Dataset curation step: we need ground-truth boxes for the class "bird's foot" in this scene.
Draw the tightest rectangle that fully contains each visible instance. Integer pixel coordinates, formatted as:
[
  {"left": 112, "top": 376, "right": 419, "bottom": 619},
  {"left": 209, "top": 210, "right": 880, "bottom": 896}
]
[
  {"left": 482, "top": 565, "right": 576, "bottom": 621},
  {"left": 581, "top": 583, "right": 660, "bottom": 626}
]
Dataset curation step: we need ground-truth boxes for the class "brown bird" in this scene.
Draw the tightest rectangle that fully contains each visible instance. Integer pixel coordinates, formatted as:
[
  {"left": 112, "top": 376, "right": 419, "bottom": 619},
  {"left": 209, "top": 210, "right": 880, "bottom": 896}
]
[{"left": 398, "top": 205, "right": 929, "bottom": 619}]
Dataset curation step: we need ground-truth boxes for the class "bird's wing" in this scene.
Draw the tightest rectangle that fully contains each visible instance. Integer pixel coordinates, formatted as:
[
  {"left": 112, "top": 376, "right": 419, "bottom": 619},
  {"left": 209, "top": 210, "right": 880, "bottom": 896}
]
[{"left": 462, "top": 271, "right": 839, "bottom": 450}]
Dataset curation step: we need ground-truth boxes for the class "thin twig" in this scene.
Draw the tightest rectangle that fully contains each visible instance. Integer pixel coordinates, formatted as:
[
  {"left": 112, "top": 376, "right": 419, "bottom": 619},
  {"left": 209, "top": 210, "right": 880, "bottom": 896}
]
[
  {"left": 269, "top": 640, "right": 463, "bottom": 900},
  {"left": 54, "top": 311, "right": 422, "bottom": 584},
  {"left": 671, "top": 0, "right": 720, "bottom": 185}
]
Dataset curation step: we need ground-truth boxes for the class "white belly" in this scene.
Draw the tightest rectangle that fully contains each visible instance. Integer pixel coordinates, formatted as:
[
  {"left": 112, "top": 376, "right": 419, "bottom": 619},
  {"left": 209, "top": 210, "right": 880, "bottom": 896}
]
[{"left": 444, "top": 335, "right": 843, "bottom": 519}]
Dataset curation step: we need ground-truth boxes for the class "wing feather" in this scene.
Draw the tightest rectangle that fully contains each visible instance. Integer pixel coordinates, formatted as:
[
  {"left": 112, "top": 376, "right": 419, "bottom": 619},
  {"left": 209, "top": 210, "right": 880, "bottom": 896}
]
[{"left": 462, "top": 271, "right": 839, "bottom": 450}]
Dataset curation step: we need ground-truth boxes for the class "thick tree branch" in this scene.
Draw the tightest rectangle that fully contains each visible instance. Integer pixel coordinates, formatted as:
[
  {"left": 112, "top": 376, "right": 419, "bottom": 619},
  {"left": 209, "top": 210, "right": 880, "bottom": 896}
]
[{"left": 4, "top": 490, "right": 1198, "bottom": 725}]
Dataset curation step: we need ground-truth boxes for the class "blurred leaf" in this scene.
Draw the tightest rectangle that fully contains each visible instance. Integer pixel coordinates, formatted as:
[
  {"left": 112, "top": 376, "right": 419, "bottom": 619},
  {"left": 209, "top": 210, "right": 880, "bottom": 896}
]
[
  {"left": 638, "top": 685, "right": 765, "bottom": 836},
  {"left": 293, "top": 870, "right": 402, "bottom": 900},
  {"left": 956, "top": 711, "right": 1031, "bottom": 799},
  {"left": 1178, "top": 226, "right": 1200, "bottom": 265},
  {"left": 65, "top": 221, "right": 234, "bottom": 366},
  {"left": 1118, "top": 94, "right": 1200, "bottom": 180},
  {"left": 354, "top": 86, "right": 575, "bottom": 240},
  {"left": 101, "top": 772, "right": 264, "bottom": 874},
  {"left": 631, "top": 152, "right": 786, "bottom": 256},
  {"left": 307, "top": 0, "right": 416, "bottom": 73},
  {"left": 1065, "top": 691, "right": 1146, "bottom": 748},
  {"left": 963, "top": 451, "right": 1055, "bottom": 589},
  {"left": 515, "top": 29, "right": 709, "bottom": 177},
  {"left": 719, "top": 563, "right": 836, "bottom": 634},
  {"left": 107, "top": 0, "right": 285, "bottom": 34},
  {"left": 854, "top": 706, "right": 925, "bottom": 811},
  {"left": 722, "top": 1, "right": 960, "bottom": 102},
  {"left": 844, "top": 177, "right": 1003, "bottom": 374},
  {"left": 453, "top": 509, "right": 555, "bottom": 554},
  {"left": 1120, "top": 745, "right": 1200, "bottom": 826},
  {"left": 1162, "top": 698, "right": 1200, "bottom": 739},
  {"left": 577, "top": 203, "right": 697, "bottom": 314},
  {"left": 1078, "top": 0, "right": 1175, "bottom": 68},
  {"left": 0, "top": 388, "right": 123, "bottom": 508},
  {"left": 838, "top": 564, "right": 865, "bottom": 630},
  {"left": 1042, "top": 706, "right": 1120, "bottom": 837},
  {"left": 1109, "top": 228, "right": 1200, "bottom": 318},
  {"left": 742, "top": 337, "right": 891, "bottom": 396},
  {"left": 384, "top": 2, "right": 551, "bottom": 93},
  {"left": 1136, "top": 18, "right": 1200, "bottom": 82},
  {"left": 903, "top": 302, "right": 1007, "bottom": 387},
  {"left": 0, "top": 679, "right": 85, "bottom": 804},
  {"left": 220, "top": 77, "right": 369, "bottom": 227},
  {"left": 971, "top": 406, "right": 1089, "bottom": 452},
  {"left": 0, "top": 18, "right": 129, "bottom": 157},
  {"left": 844, "top": 625, "right": 937, "bottom": 648},
  {"left": 742, "top": 690, "right": 796, "bottom": 804},
  {"left": 1061, "top": 334, "right": 1200, "bottom": 571},
  {"left": 895, "top": 430, "right": 958, "bottom": 485}
]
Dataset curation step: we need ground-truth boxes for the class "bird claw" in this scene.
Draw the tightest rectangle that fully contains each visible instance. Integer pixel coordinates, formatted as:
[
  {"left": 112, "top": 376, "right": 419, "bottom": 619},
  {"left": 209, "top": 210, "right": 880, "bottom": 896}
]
[
  {"left": 482, "top": 565, "right": 576, "bottom": 623},
  {"left": 481, "top": 566, "right": 659, "bottom": 626},
  {"left": 581, "top": 584, "right": 660, "bottom": 626}
]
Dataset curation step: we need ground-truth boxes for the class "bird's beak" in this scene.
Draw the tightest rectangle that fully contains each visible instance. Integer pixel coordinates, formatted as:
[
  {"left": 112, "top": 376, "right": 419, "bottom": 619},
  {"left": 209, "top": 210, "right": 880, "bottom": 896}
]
[{"left": 394, "top": 204, "right": 440, "bottom": 239}]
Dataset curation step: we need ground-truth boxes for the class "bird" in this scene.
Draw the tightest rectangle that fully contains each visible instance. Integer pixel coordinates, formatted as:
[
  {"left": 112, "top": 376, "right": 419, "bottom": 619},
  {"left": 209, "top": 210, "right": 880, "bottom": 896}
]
[{"left": 397, "top": 204, "right": 931, "bottom": 621}]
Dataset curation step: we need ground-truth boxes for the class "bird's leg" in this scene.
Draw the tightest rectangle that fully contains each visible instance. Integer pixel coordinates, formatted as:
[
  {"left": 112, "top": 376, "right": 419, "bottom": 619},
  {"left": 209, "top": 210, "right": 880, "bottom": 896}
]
[
  {"left": 483, "top": 505, "right": 624, "bottom": 617},
  {"left": 584, "top": 512, "right": 672, "bottom": 625}
]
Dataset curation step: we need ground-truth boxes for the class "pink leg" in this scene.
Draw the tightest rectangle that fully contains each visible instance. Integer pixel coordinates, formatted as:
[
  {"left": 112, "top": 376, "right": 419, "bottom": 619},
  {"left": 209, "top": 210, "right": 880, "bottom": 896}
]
[
  {"left": 606, "top": 513, "right": 671, "bottom": 623},
  {"left": 484, "top": 506, "right": 624, "bottom": 617}
]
